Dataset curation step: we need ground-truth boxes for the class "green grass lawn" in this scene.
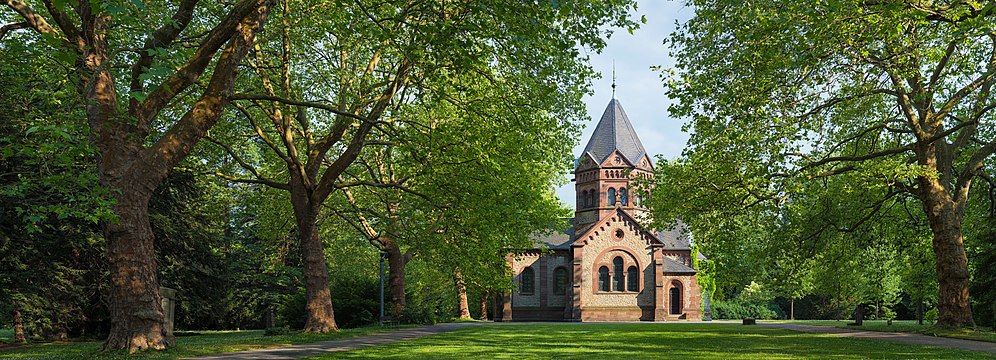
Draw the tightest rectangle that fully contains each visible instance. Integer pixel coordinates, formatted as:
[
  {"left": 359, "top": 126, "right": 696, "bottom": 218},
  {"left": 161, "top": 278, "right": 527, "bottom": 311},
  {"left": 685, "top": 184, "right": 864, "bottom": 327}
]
[
  {"left": 321, "top": 323, "right": 992, "bottom": 359},
  {"left": 0, "top": 326, "right": 402, "bottom": 360},
  {"left": 765, "top": 320, "right": 996, "bottom": 343},
  {"left": 0, "top": 328, "right": 12, "bottom": 342}
]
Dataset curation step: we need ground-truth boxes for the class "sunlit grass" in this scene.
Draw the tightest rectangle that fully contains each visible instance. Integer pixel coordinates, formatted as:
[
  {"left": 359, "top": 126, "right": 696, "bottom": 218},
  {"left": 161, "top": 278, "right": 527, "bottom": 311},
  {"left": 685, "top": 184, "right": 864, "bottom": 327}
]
[
  {"left": 322, "top": 323, "right": 992, "bottom": 359},
  {"left": 766, "top": 320, "right": 996, "bottom": 343},
  {"left": 0, "top": 326, "right": 405, "bottom": 359}
]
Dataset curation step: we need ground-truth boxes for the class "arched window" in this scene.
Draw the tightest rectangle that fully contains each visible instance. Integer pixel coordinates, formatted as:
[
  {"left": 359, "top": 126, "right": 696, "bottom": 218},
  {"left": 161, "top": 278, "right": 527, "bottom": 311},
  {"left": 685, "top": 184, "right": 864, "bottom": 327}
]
[
  {"left": 634, "top": 193, "right": 641, "bottom": 208},
  {"left": 627, "top": 266, "right": 639, "bottom": 292},
  {"left": 608, "top": 188, "right": 616, "bottom": 206},
  {"left": 553, "top": 267, "right": 567, "bottom": 295},
  {"left": 598, "top": 266, "right": 609, "bottom": 292},
  {"left": 581, "top": 190, "right": 588, "bottom": 208},
  {"left": 620, "top": 188, "right": 628, "bottom": 206},
  {"left": 590, "top": 191, "right": 597, "bottom": 207},
  {"left": 520, "top": 267, "right": 535, "bottom": 294},
  {"left": 613, "top": 257, "right": 625, "bottom": 291}
]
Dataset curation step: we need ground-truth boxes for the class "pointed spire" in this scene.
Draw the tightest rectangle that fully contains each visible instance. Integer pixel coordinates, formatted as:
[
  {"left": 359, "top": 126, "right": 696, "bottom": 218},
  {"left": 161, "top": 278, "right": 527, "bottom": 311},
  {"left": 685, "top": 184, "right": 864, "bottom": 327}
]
[
  {"left": 580, "top": 98, "right": 647, "bottom": 165},
  {"left": 611, "top": 60, "right": 617, "bottom": 99}
]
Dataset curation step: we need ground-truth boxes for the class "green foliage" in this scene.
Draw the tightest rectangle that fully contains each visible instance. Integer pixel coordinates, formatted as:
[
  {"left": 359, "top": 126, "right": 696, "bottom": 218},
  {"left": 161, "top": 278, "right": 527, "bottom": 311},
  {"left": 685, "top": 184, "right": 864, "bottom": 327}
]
[
  {"left": 711, "top": 300, "right": 781, "bottom": 320},
  {"left": 0, "top": 38, "right": 111, "bottom": 340}
]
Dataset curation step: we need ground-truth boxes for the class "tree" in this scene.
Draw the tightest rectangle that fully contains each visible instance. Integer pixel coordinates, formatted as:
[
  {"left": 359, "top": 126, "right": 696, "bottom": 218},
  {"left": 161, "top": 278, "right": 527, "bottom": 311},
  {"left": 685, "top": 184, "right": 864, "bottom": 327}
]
[
  {"left": 2, "top": 0, "right": 277, "bottom": 350},
  {"left": 208, "top": 0, "right": 636, "bottom": 331},
  {"left": 661, "top": 0, "right": 996, "bottom": 328}
]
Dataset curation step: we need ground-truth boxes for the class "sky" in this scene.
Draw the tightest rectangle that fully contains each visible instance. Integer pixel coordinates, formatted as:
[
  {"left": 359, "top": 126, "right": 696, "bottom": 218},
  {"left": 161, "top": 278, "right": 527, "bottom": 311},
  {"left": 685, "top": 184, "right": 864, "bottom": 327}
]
[{"left": 555, "top": 1, "right": 695, "bottom": 207}]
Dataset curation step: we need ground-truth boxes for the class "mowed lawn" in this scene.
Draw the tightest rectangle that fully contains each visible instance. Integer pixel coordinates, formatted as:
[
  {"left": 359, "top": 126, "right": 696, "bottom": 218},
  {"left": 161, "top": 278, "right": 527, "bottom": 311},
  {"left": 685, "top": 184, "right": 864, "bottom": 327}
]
[
  {"left": 0, "top": 326, "right": 399, "bottom": 360},
  {"left": 765, "top": 320, "right": 996, "bottom": 343},
  {"left": 324, "top": 323, "right": 991, "bottom": 359}
]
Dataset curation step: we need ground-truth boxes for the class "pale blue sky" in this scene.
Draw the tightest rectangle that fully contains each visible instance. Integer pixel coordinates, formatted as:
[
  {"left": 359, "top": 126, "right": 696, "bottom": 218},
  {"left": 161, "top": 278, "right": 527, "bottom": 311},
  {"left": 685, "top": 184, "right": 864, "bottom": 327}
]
[{"left": 555, "top": 1, "right": 694, "bottom": 207}]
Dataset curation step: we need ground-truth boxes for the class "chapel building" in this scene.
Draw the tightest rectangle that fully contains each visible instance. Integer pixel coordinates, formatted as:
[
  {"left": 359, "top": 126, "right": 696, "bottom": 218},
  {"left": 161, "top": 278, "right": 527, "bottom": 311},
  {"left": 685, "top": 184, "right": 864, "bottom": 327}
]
[{"left": 497, "top": 98, "right": 703, "bottom": 322}]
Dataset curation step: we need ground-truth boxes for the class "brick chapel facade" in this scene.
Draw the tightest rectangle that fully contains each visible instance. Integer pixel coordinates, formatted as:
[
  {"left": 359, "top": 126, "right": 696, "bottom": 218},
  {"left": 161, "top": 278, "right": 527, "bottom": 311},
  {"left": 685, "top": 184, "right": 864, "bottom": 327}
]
[{"left": 497, "top": 98, "right": 703, "bottom": 322}]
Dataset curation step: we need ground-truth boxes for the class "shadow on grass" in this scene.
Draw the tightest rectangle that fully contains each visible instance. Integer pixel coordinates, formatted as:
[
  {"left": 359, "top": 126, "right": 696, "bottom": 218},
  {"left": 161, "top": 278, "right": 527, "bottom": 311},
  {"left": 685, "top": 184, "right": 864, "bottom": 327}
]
[
  {"left": 323, "top": 324, "right": 992, "bottom": 359},
  {"left": 0, "top": 326, "right": 399, "bottom": 360},
  {"left": 767, "top": 320, "right": 996, "bottom": 343}
]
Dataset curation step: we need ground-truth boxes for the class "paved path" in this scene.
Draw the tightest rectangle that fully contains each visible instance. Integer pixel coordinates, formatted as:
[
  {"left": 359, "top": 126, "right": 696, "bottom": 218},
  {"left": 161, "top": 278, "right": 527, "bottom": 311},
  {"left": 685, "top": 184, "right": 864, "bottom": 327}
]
[
  {"left": 759, "top": 322, "right": 996, "bottom": 354},
  {"left": 184, "top": 323, "right": 479, "bottom": 360}
]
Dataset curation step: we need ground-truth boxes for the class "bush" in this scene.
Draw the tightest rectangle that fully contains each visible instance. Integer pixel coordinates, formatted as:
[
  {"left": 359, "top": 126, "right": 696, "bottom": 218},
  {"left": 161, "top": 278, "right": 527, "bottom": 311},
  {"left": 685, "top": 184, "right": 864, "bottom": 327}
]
[
  {"left": 713, "top": 300, "right": 781, "bottom": 320},
  {"left": 925, "top": 308, "right": 938, "bottom": 323}
]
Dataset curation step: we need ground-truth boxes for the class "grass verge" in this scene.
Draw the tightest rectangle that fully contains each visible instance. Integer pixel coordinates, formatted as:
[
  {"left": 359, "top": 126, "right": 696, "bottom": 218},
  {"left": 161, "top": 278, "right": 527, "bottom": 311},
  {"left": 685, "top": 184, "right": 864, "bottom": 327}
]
[
  {"left": 766, "top": 320, "right": 996, "bottom": 343},
  {"left": 319, "top": 323, "right": 992, "bottom": 359},
  {"left": 0, "top": 325, "right": 409, "bottom": 359}
]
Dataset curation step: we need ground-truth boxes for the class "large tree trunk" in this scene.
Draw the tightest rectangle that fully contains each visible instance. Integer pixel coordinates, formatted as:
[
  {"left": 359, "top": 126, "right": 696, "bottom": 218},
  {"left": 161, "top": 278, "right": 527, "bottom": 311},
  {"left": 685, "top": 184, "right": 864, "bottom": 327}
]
[
  {"left": 289, "top": 169, "right": 338, "bottom": 332},
  {"left": 479, "top": 291, "right": 489, "bottom": 321},
  {"left": 13, "top": 309, "right": 25, "bottom": 343},
  {"left": 292, "top": 192, "right": 338, "bottom": 332},
  {"left": 455, "top": 271, "right": 471, "bottom": 320},
  {"left": 919, "top": 173, "right": 975, "bottom": 328},
  {"left": 103, "top": 191, "right": 171, "bottom": 351},
  {"left": 384, "top": 239, "right": 410, "bottom": 318}
]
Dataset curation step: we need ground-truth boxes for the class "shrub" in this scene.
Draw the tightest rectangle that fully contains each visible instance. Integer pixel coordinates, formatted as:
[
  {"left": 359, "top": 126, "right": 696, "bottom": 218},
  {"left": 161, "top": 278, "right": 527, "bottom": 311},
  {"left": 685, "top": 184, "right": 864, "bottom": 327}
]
[{"left": 712, "top": 300, "right": 781, "bottom": 320}]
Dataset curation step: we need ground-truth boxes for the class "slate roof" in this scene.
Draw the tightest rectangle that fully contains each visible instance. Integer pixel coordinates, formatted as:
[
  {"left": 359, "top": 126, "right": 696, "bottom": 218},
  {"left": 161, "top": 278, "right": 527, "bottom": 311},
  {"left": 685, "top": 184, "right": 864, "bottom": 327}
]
[
  {"left": 529, "top": 218, "right": 575, "bottom": 250},
  {"left": 662, "top": 257, "right": 697, "bottom": 274},
  {"left": 581, "top": 99, "right": 648, "bottom": 165},
  {"left": 657, "top": 219, "right": 692, "bottom": 250}
]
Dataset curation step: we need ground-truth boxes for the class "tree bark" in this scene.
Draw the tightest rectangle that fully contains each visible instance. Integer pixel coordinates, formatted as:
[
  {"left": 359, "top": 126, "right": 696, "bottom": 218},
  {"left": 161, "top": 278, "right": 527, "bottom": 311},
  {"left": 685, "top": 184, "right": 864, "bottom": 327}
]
[
  {"left": 13, "top": 309, "right": 25, "bottom": 343},
  {"left": 790, "top": 298, "right": 795, "bottom": 320},
  {"left": 917, "top": 156, "right": 975, "bottom": 328},
  {"left": 102, "top": 191, "right": 171, "bottom": 351},
  {"left": 291, "top": 187, "right": 338, "bottom": 333},
  {"left": 455, "top": 270, "right": 471, "bottom": 320},
  {"left": 479, "top": 291, "right": 489, "bottom": 320},
  {"left": 917, "top": 299, "right": 924, "bottom": 325},
  {"left": 384, "top": 239, "right": 410, "bottom": 318}
]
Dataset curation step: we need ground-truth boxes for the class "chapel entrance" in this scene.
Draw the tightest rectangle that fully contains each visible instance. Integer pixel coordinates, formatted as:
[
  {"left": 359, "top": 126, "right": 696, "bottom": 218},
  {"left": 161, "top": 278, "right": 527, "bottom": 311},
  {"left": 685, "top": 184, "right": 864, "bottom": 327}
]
[{"left": 669, "top": 286, "right": 682, "bottom": 314}]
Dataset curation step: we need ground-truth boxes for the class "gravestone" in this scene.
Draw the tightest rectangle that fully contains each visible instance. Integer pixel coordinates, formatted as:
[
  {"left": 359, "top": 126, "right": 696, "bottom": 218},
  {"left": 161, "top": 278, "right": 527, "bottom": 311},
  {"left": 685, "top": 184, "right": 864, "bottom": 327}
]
[
  {"left": 160, "top": 287, "right": 177, "bottom": 337},
  {"left": 743, "top": 318, "right": 756, "bottom": 325}
]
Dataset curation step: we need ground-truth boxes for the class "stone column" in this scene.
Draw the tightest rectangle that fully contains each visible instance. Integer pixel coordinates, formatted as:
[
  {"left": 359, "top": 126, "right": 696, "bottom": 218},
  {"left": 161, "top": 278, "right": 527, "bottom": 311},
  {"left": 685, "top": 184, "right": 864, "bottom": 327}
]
[{"left": 159, "top": 287, "right": 177, "bottom": 338}]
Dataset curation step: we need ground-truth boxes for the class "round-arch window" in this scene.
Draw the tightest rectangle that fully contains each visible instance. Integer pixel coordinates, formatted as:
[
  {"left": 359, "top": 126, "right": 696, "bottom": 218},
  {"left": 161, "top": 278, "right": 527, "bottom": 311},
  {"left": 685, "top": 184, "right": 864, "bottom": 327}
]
[
  {"left": 608, "top": 188, "right": 616, "bottom": 206},
  {"left": 598, "top": 266, "right": 610, "bottom": 292},
  {"left": 553, "top": 267, "right": 568, "bottom": 295},
  {"left": 627, "top": 266, "right": 639, "bottom": 292},
  {"left": 613, "top": 257, "right": 624, "bottom": 291},
  {"left": 520, "top": 267, "right": 535, "bottom": 294}
]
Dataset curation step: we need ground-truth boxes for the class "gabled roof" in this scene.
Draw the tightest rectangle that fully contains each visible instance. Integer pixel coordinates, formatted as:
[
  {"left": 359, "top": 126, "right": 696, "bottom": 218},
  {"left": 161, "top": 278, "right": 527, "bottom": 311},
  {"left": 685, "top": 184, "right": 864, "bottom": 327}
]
[
  {"left": 572, "top": 208, "right": 663, "bottom": 248},
  {"left": 528, "top": 218, "right": 575, "bottom": 250},
  {"left": 657, "top": 220, "right": 692, "bottom": 250},
  {"left": 662, "top": 257, "right": 697, "bottom": 274},
  {"left": 581, "top": 99, "right": 648, "bottom": 165}
]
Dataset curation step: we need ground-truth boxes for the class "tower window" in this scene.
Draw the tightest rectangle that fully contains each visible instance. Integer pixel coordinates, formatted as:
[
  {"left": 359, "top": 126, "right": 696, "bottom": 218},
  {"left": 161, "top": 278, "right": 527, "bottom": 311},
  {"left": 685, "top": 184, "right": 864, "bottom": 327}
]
[
  {"left": 608, "top": 188, "right": 616, "bottom": 206},
  {"left": 581, "top": 190, "right": 588, "bottom": 208},
  {"left": 590, "top": 190, "right": 597, "bottom": 208},
  {"left": 620, "top": 188, "right": 628, "bottom": 206}
]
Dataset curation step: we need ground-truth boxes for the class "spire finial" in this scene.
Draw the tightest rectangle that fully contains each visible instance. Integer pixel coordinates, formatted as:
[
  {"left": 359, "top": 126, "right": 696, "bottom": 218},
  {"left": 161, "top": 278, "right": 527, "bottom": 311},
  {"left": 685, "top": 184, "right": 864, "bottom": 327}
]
[{"left": 611, "top": 60, "right": 617, "bottom": 99}]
